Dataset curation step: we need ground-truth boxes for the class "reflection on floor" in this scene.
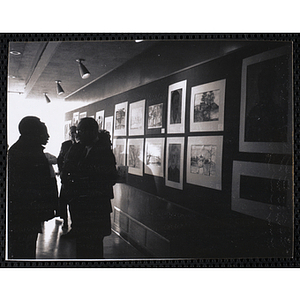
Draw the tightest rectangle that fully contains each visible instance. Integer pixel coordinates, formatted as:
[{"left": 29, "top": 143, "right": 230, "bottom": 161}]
[{"left": 36, "top": 217, "right": 145, "bottom": 260}]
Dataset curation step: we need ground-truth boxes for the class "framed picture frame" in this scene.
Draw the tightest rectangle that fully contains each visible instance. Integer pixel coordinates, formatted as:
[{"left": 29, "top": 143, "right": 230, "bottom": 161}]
[
  {"left": 96, "top": 110, "right": 105, "bottom": 130},
  {"left": 127, "top": 138, "right": 144, "bottom": 176},
  {"left": 167, "top": 80, "right": 187, "bottom": 134},
  {"left": 231, "top": 161, "right": 293, "bottom": 227},
  {"left": 105, "top": 116, "right": 113, "bottom": 136},
  {"left": 113, "top": 138, "right": 127, "bottom": 167},
  {"left": 64, "top": 120, "right": 71, "bottom": 141},
  {"left": 186, "top": 136, "right": 223, "bottom": 190},
  {"left": 129, "top": 99, "right": 145, "bottom": 136},
  {"left": 79, "top": 111, "right": 87, "bottom": 120},
  {"left": 165, "top": 137, "right": 184, "bottom": 190},
  {"left": 144, "top": 138, "right": 165, "bottom": 177},
  {"left": 148, "top": 103, "right": 163, "bottom": 130},
  {"left": 190, "top": 79, "right": 226, "bottom": 132},
  {"left": 72, "top": 112, "right": 79, "bottom": 126},
  {"left": 239, "top": 45, "right": 292, "bottom": 154},
  {"left": 114, "top": 101, "right": 128, "bottom": 136}
]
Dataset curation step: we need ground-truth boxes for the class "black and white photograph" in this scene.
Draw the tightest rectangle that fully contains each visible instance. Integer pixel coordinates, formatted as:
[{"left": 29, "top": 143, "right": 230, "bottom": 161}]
[{"left": 5, "top": 38, "right": 295, "bottom": 264}]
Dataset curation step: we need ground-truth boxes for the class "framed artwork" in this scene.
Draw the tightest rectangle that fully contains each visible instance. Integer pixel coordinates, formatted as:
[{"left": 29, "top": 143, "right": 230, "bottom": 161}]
[
  {"left": 190, "top": 79, "right": 226, "bottom": 132},
  {"left": 148, "top": 103, "right": 163, "bottom": 129},
  {"left": 239, "top": 45, "right": 292, "bottom": 154},
  {"left": 129, "top": 99, "right": 145, "bottom": 136},
  {"left": 114, "top": 101, "right": 128, "bottom": 136},
  {"left": 96, "top": 110, "right": 105, "bottom": 130},
  {"left": 167, "top": 80, "right": 187, "bottom": 134},
  {"left": 64, "top": 120, "right": 71, "bottom": 141},
  {"left": 186, "top": 136, "right": 223, "bottom": 190},
  {"left": 72, "top": 112, "right": 79, "bottom": 126},
  {"left": 79, "top": 111, "right": 87, "bottom": 120},
  {"left": 231, "top": 161, "right": 293, "bottom": 227},
  {"left": 113, "top": 138, "right": 127, "bottom": 166},
  {"left": 144, "top": 138, "right": 165, "bottom": 177},
  {"left": 165, "top": 137, "right": 184, "bottom": 190},
  {"left": 89, "top": 115, "right": 95, "bottom": 119},
  {"left": 127, "top": 138, "right": 144, "bottom": 176},
  {"left": 105, "top": 116, "right": 113, "bottom": 135}
]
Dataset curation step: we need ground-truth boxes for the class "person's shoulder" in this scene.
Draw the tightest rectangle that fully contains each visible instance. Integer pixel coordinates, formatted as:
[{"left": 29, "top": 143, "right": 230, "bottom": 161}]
[{"left": 62, "top": 140, "right": 72, "bottom": 147}]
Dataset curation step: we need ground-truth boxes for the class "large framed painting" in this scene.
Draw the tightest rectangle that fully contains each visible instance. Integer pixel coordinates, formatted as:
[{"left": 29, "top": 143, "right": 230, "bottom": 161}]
[
  {"left": 72, "top": 112, "right": 79, "bottom": 126},
  {"left": 167, "top": 80, "right": 187, "bottom": 134},
  {"left": 231, "top": 161, "right": 293, "bottom": 227},
  {"left": 96, "top": 110, "right": 105, "bottom": 130},
  {"left": 148, "top": 103, "right": 163, "bottom": 129},
  {"left": 186, "top": 136, "right": 223, "bottom": 190},
  {"left": 113, "top": 138, "right": 127, "bottom": 167},
  {"left": 114, "top": 101, "right": 128, "bottom": 136},
  {"left": 127, "top": 138, "right": 144, "bottom": 176},
  {"left": 239, "top": 45, "right": 292, "bottom": 154},
  {"left": 64, "top": 120, "right": 71, "bottom": 141},
  {"left": 129, "top": 99, "right": 145, "bottom": 136},
  {"left": 144, "top": 138, "right": 165, "bottom": 177},
  {"left": 105, "top": 116, "right": 113, "bottom": 136},
  {"left": 190, "top": 79, "right": 226, "bottom": 132},
  {"left": 165, "top": 137, "right": 184, "bottom": 190}
]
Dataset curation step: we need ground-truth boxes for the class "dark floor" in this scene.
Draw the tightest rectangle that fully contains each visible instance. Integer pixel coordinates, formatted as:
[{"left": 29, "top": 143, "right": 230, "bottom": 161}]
[{"left": 36, "top": 217, "right": 146, "bottom": 260}]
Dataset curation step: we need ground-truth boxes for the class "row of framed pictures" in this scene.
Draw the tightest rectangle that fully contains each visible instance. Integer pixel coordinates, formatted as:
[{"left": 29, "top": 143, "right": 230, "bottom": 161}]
[{"left": 113, "top": 135, "right": 223, "bottom": 191}]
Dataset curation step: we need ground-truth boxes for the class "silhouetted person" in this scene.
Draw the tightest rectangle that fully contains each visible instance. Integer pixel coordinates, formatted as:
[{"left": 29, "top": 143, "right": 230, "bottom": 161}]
[
  {"left": 57, "top": 125, "right": 77, "bottom": 230},
  {"left": 7, "top": 116, "right": 58, "bottom": 259},
  {"left": 61, "top": 118, "right": 118, "bottom": 258}
]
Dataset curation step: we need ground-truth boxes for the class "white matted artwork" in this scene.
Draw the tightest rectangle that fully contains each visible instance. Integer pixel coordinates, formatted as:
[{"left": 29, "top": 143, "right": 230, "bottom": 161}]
[
  {"left": 127, "top": 138, "right": 144, "bottom": 176},
  {"left": 64, "top": 120, "right": 71, "bottom": 141},
  {"left": 129, "top": 99, "right": 145, "bottom": 136},
  {"left": 89, "top": 115, "right": 95, "bottom": 119},
  {"left": 72, "top": 112, "right": 79, "bottom": 126},
  {"left": 167, "top": 80, "right": 187, "bottom": 134},
  {"left": 190, "top": 79, "right": 226, "bottom": 132},
  {"left": 186, "top": 136, "right": 223, "bottom": 190},
  {"left": 148, "top": 103, "right": 163, "bottom": 129},
  {"left": 165, "top": 137, "right": 184, "bottom": 190},
  {"left": 114, "top": 101, "right": 128, "bottom": 136},
  {"left": 231, "top": 161, "right": 293, "bottom": 227},
  {"left": 239, "top": 46, "right": 292, "bottom": 154},
  {"left": 144, "top": 138, "right": 165, "bottom": 177},
  {"left": 96, "top": 110, "right": 105, "bottom": 130},
  {"left": 79, "top": 111, "right": 87, "bottom": 120},
  {"left": 113, "top": 138, "right": 127, "bottom": 166},
  {"left": 105, "top": 116, "right": 113, "bottom": 135}
]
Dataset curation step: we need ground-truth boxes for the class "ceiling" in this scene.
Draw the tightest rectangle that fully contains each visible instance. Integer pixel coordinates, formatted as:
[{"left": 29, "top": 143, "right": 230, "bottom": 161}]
[{"left": 7, "top": 40, "right": 156, "bottom": 102}]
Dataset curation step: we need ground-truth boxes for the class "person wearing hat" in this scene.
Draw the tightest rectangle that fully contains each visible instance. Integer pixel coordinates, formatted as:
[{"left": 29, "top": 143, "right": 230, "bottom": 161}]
[{"left": 7, "top": 116, "right": 58, "bottom": 259}]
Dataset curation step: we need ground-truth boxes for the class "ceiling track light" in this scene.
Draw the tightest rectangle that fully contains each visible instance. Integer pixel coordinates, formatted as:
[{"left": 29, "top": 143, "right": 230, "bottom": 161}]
[
  {"left": 76, "top": 59, "right": 90, "bottom": 79},
  {"left": 55, "top": 80, "right": 64, "bottom": 95},
  {"left": 44, "top": 93, "right": 51, "bottom": 103}
]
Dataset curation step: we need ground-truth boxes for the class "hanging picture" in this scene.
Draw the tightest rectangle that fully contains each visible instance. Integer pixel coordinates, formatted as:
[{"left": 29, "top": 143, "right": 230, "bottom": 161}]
[
  {"left": 79, "top": 111, "right": 87, "bottom": 120},
  {"left": 167, "top": 80, "right": 187, "bottom": 134},
  {"left": 129, "top": 99, "right": 145, "bottom": 136},
  {"left": 190, "top": 79, "right": 226, "bottom": 132},
  {"left": 127, "top": 138, "right": 144, "bottom": 176},
  {"left": 239, "top": 45, "right": 292, "bottom": 154},
  {"left": 165, "top": 137, "right": 184, "bottom": 190},
  {"left": 64, "top": 120, "right": 71, "bottom": 141},
  {"left": 105, "top": 116, "right": 113, "bottom": 135},
  {"left": 113, "top": 138, "right": 127, "bottom": 166},
  {"left": 231, "top": 161, "right": 293, "bottom": 227},
  {"left": 114, "top": 101, "right": 128, "bottom": 136},
  {"left": 144, "top": 138, "right": 165, "bottom": 177},
  {"left": 148, "top": 103, "right": 163, "bottom": 129},
  {"left": 89, "top": 115, "right": 95, "bottom": 119},
  {"left": 72, "top": 112, "right": 79, "bottom": 126},
  {"left": 186, "top": 136, "right": 223, "bottom": 190},
  {"left": 96, "top": 110, "right": 105, "bottom": 130}
]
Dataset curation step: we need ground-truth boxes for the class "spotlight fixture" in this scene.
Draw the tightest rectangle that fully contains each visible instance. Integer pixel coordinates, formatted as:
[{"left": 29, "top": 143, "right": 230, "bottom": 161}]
[
  {"left": 44, "top": 93, "right": 51, "bottom": 103},
  {"left": 55, "top": 80, "right": 64, "bottom": 95},
  {"left": 76, "top": 59, "right": 90, "bottom": 79},
  {"left": 9, "top": 50, "right": 21, "bottom": 56}
]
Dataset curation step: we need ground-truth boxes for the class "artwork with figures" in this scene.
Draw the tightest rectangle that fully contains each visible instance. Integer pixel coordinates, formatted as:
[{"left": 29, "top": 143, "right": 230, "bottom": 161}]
[
  {"left": 148, "top": 103, "right": 163, "bottom": 129},
  {"left": 114, "top": 101, "right": 128, "bottom": 136},
  {"left": 186, "top": 136, "right": 223, "bottom": 190},
  {"left": 145, "top": 138, "right": 164, "bottom": 177},
  {"left": 104, "top": 116, "right": 113, "bottom": 135},
  {"left": 113, "top": 138, "right": 126, "bottom": 166},
  {"left": 127, "top": 139, "right": 144, "bottom": 176},
  {"left": 129, "top": 100, "right": 145, "bottom": 135},
  {"left": 96, "top": 110, "right": 105, "bottom": 130}
]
